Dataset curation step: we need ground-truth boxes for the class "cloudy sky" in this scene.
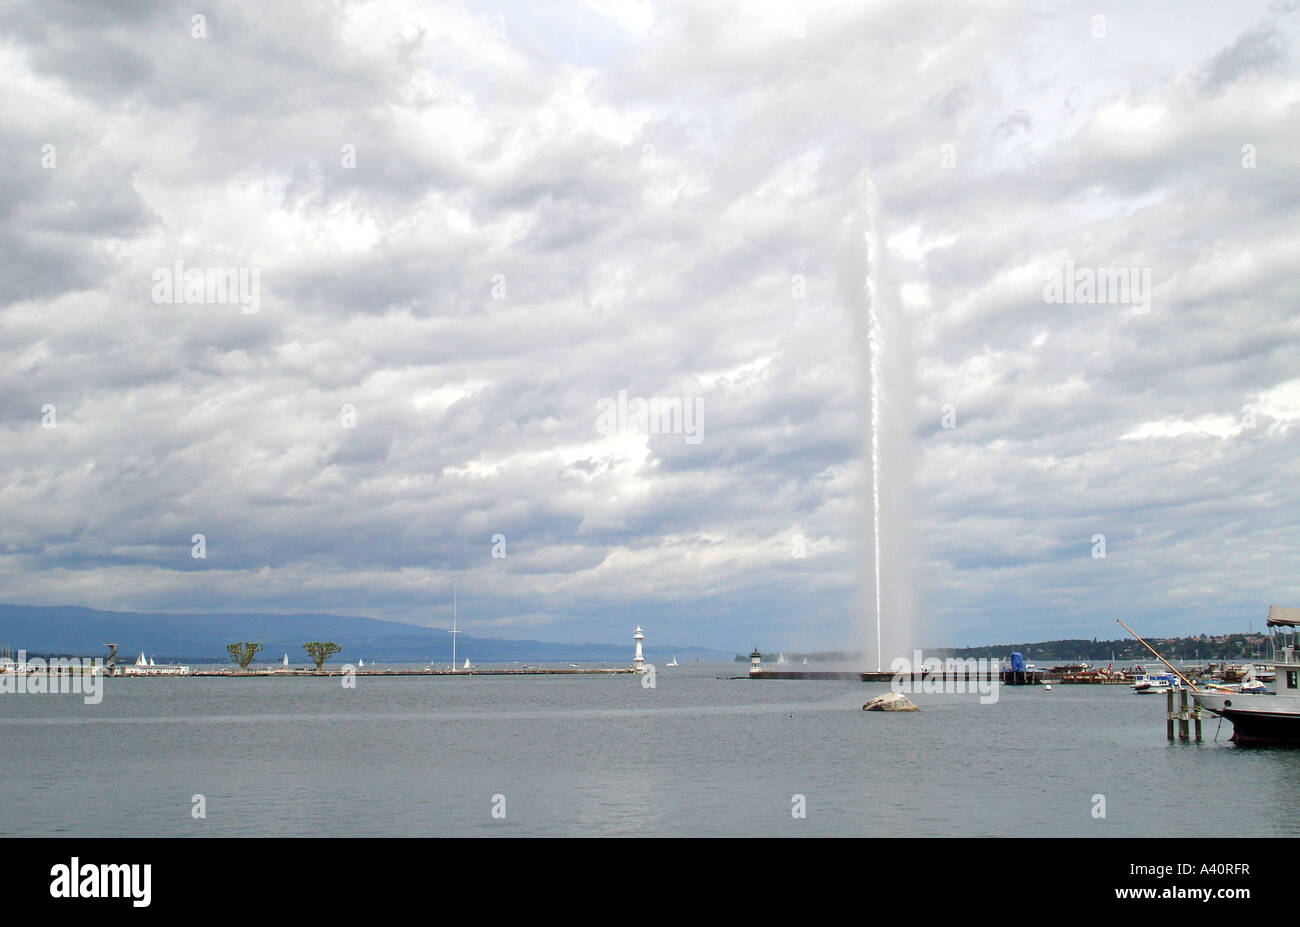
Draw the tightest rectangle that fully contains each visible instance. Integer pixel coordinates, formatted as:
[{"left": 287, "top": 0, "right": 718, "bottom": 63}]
[{"left": 1, "top": 0, "right": 1297, "bottom": 657}]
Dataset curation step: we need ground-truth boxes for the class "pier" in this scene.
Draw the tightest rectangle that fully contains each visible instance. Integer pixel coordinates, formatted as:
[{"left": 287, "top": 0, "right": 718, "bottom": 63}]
[
  {"left": 748, "top": 670, "right": 1009, "bottom": 683},
  {"left": 183, "top": 667, "right": 638, "bottom": 678},
  {"left": 1167, "top": 687, "right": 1203, "bottom": 742},
  {"left": 747, "top": 670, "right": 866, "bottom": 681},
  {"left": 741, "top": 649, "right": 1044, "bottom": 684}
]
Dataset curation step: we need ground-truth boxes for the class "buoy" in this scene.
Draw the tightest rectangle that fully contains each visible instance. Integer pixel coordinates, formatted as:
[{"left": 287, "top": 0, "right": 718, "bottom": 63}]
[{"left": 1045, "top": 684, "right": 1053, "bottom": 691}]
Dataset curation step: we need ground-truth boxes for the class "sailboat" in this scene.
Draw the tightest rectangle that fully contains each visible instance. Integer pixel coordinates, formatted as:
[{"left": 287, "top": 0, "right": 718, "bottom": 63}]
[
  {"left": 358, "top": 658, "right": 365, "bottom": 668},
  {"left": 666, "top": 655, "right": 679, "bottom": 667},
  {"left": 777, "top": 652, "right": 789, "bottom": 665},
  {"left": 422, "top": 583, "right": 465, "bottom": 673},
  {"left": 281, "top": 653, "right": 289, "bottom": 668},
  {"left": 450, "top": 580, "right": 459, "bottom": 671},
  {"left": 802, "top": 656, "right": 808, "bottom": 665}
]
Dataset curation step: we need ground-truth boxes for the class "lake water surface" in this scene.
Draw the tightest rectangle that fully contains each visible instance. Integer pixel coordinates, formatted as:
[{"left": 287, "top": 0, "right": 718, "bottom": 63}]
[{"left": 3, "top": 663, "right": 1296, "bottom": 837}]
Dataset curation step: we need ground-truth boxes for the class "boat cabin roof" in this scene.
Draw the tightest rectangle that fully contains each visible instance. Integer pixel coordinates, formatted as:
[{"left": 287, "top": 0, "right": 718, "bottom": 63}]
[{"left": 1266, "top": 605, "right": 1300, "bottom": 628}]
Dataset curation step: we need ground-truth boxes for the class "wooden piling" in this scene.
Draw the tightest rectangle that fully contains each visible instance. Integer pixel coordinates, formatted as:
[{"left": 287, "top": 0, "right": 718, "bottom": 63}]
[
  {"left": 1178, "top": 687, "right": 1190, "bottom": 740},
  {"left": 1166, "top": 687, "right": 1175, "bottom": 740}
]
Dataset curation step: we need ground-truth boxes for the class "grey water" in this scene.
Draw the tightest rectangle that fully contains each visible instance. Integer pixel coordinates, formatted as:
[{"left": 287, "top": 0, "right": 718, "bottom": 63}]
[{"left": 3, "top": 662, "right": 1296, "bottom": 837}]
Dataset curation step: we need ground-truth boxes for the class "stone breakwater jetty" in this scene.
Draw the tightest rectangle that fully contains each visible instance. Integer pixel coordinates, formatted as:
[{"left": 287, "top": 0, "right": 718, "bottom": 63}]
[
  {"left": 747, "top": 670, "right": 1000, "bottom": 682},
  {"left": 111, "top": 627, "right": 654, "bottom": 678},
  {"left": 184, "top": 667, "right": 638, "bottom": 678}
]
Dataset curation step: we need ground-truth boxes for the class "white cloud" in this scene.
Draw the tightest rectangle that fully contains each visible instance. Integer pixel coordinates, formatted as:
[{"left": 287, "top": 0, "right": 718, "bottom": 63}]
[{"left": 0, "top": 0, "right": 1296, "bottom": 653}]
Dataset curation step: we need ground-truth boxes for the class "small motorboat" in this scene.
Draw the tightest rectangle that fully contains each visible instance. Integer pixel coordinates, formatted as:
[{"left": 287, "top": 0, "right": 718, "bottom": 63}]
[{"left": 1132, "top": 672, "right": 1179, "bottom": 694}]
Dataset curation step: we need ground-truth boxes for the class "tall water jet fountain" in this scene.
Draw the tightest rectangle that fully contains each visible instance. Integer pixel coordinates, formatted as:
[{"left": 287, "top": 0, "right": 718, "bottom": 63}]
[{"left": 840, "top": 171, "right": 915, "bottom": 672}]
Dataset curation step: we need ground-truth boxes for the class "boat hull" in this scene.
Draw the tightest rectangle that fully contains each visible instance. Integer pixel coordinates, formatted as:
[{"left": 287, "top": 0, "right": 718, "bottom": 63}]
[
  {"left": 1194, "top": 691, "right": 1300, "bottom": 744},
  {"left": 1191, "top": 691, "right": 1231, "bottom": 713},
  {"left": 1219, "top": 706, "right": 1300, "bottom": 744}
]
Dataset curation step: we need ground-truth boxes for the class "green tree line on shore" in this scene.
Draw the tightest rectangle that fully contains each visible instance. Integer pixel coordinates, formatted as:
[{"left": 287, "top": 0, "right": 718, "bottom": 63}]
[{"left": 737, "top": 633, "right": 1271, "bottom": 663}]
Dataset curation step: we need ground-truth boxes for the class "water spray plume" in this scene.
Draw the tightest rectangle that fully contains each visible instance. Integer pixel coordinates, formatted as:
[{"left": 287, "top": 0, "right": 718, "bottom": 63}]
[{"left": 839, "top": 170, "right": 915, "bottom": 672}]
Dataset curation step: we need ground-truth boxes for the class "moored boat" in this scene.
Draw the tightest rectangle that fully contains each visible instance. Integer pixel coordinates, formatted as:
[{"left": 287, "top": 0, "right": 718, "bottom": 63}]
[
  {"left": 1001, "top": 652, "right": 1043, "bottom": 685},
  {"left": 1194, "top": 606, "right": 1300, "bottom": 744},
  {"left": 1131, "top": 672, "right": 1179, "bottom": 694}
]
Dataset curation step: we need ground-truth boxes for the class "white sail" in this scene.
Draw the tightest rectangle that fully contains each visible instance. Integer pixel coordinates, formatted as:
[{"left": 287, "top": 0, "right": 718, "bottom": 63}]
[{"left": 463, "top": 658, "right": 471, "bottom": 669}]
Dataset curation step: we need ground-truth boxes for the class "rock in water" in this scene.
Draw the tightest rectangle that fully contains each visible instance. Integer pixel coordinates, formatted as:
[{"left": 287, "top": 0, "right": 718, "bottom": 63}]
[{"left": 863, "top": 692, "right": 918, "bottom": 712}]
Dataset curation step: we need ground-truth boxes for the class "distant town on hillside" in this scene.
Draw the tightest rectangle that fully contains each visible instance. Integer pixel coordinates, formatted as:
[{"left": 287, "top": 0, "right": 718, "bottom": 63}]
[{"left": 738, "top": 633, "right": 1272, "bottom": 664}]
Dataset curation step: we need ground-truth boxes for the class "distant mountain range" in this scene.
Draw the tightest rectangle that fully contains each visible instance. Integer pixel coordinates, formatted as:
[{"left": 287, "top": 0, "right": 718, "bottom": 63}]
[{"left": 0, "top": 604, "right": 727, "bottom": 664}]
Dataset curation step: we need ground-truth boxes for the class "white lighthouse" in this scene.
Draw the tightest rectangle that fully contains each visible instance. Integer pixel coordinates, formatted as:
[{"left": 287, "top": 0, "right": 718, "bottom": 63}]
[{"left": 633, "top": 626, "right": 645, "bottom": 673}]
